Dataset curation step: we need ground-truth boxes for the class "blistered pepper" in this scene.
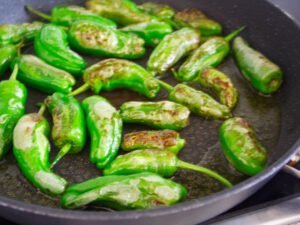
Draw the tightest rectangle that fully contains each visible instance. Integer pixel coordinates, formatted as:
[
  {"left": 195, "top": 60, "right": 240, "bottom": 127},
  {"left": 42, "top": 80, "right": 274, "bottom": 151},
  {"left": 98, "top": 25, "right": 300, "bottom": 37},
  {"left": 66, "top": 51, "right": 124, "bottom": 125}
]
[
  {"left": 174, "top": 27, "right": 245, "bottom": 82},
  {"left": 13, "top": 106, "right": 68, "bottom": 195},
  {"left": 219, "top": 117, "right": 268, "bottom": 176},
  {"left": 82, "top": 96, "right": 122, "bottom": 169},
  {"left": 120, "top": 101, "right": 190, "bottom": 131},
  {"left": 70, "top": 59, "right": 160, "bottom": 99},
  {"left": 233, "top": 37, "right": 283, "bottom": 95},
  {"left": 104, "top": 149, "right": 232, "bottom": 188},
  {"left": 86, "top": 0, "right": 154, "bottom": 26},
  {"left": 139, "top": 2, "right": 176, "bottom": 20},
  {"left": 0, "top": 45, "right": 18, "bottom": 77},
  {"left": 121, "top": 21, "right": 173, "bottom": 47},
  {"left": 121, "top": 130, "right": 185, "bottom": 154},
  {"left": 11, "top": 55, "right": 75, "bottom": 94},
  {"left": 45, "top": 93, "right": 86, "bottom": 167},
  {"left": 25, "top": 5, "right": 117, "bottom": 28},
  {"left": 61, "top": 172, "right": 187, "bottom": 210},
  {"left": 68, "top": 19, "right": 145, "bottom": 59},
  {"left": 0, "top": 65, "right": 27, "bottom": 159},
  {"left": 147, "top": 27, "right": 200, "bottom": 76},
  {"left": 34, "top": 24, "right": 86, "bottom": 76}
]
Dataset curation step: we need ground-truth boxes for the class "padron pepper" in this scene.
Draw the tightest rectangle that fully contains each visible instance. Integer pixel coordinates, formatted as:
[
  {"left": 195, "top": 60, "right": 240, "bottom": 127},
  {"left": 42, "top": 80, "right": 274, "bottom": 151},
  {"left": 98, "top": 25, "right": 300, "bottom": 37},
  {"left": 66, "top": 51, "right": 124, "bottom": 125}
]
[
  {"left": 68, "top": 19, "right": 145, "bottom": 59},
  {"left": 82, "top": 96, "right": 122, "bottom": 169},
  {"left": 0, "top": 22, "right": 43, "bottom": 46},
  {"left": 0, "top": 44, "right": 18, "bottom": 77},
  {"left": 147, "top": 27, "right": 200, "bottom": 76},
  {"left": 11, "top": 55, "right": 75, "bottom": 94},
  {"left": 34, "top": 24, "right": 86, "bottom": 76},
  {"left": 70, "top": 59, "right": 160, "bottom": 99},
  {"left": 121, "top": 21, "right": 173, "bottom": 47},
  {"left": 139, "top": 2, "right": 176, "bottom": 20},
  {"left": 25, "top": 5, "right": 117, "bottom": 28},
  {"left": 0, "top": 65, "right": 27, "bottom": 160},
  {"left": 174, "top": 27, "right": 245, "bottom": 82},
  {"left": 61, "top": 172, "right": 187, "bottom": 210},
  {"left": 233, "top": 37, "right": 283, "bottom": 95},
  {"left": 104, "top": 149, "right": 232, "bottom": 188},
  {"left": 120, "top": 101, "right": 190, "bottom": 131},
  {"left": 13, "top": 105, "right": 68, "bottom": 195},
  {"left": 45, "top": 92, "right": 86, "bottom": 167},
  {"left": 121, "top": 130, "right": 185, "bottom": 154},
  {"left": 219, "top": 117, "right": 268, "bottom": 176},
  {"left": 86, "top": 0, "right": 155, "bottom": 26}
]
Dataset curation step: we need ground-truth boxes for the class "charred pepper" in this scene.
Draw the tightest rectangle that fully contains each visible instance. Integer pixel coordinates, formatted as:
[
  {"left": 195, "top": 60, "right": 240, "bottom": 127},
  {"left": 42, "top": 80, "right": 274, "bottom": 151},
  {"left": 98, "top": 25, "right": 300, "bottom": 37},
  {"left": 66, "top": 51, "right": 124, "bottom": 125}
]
[
  {"left": 219, "top": 117, "right": 268, "bottom": 176},
  {"left": 45, "top": 92, "right": 86, "bottom": 167},
  {"left": 61, "top": 172, "right": 187, "bottom": 210},
  {"left": 82, "top": 96, "right": 122, "bottom": 169},
  {"left": 120, "top": 101, "right": 190, "bottom": 131},
  {"left": 139, "top": 2, "right": 176, "bottom": 20},
  {"left": 121, "top": 130, "right": 185, "bottom": 154},
  {"left": 233, "top": 37, "right": 283, "bottom": 95},
  {"left": 104, "top": 149, "right": 232, "bottom": 188}
]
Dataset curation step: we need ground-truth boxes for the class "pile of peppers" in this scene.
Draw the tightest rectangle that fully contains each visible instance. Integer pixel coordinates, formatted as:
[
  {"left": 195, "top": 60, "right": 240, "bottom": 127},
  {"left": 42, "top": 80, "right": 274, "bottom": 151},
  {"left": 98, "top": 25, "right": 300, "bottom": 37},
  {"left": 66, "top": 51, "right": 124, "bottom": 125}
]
[{"left": 0, "top": 0, "right": 283, "bottom": 211}]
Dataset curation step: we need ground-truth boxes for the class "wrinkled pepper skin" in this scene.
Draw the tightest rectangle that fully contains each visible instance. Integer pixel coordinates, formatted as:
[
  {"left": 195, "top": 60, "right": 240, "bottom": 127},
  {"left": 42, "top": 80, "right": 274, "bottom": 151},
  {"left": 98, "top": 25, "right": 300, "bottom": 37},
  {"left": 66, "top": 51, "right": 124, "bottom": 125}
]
[
  {"left": 86, "top": 0, "right": 154, "bottom": 26},
  {"left": 174, "top": 8, "right": 222, "bottom": 37},
  {"left": 11, "top": 55, "right": 75, "bottom": 94},
  {"left": 83, "top": 59, "right": 160, "bottom": 99},
  {"left": 198, "top": 68, "right": 238, "bottom": 109},
  {"left": 121, "top": 21, "right": 173, "bottom": 47},
  {"left": 13, "top": 113, "right": 68, "bottom": 195},
  {"left": 35, "top": 24, "right": 86, "bottom": 76},
  {"left": 68, "top": 20, "right": 145, "bottom": 59},
  {"left": 233, "top": 37, "right": 283, "bottom": 95},
  {"left": 120, "top": 101, "right": 190, "bottom": 131},
  {"left": 61, "top": 172, "right": 187, "bottom": 210},
  {"left": 121, "top": 130, "right": 185, "bottom": 154},
  {"left": 0, "top": 22, "right": 43, "bottom": 46},
  {"left": 219, "top": 117, "right": 268, "bottom": 176},
  {"left": 104, "top": 149, "right": 232, "bottom": 187},
  {"left": 147, "top": 28, "right": 200, "bottom": 76},
  {"left": 0, "top": 45, "right": 18, "bottom": 77},
  {"left": 139, "top": 2, "right": 176, "bottom": 20},
  {"left": 0, "top": 67, "right": 27, "bottom": 159},
  {"left": 82, "top": 96, "right": 122, "bottom": 169},
  {"left": 168, "top": 84, "right": 232, "bottom": 120}
]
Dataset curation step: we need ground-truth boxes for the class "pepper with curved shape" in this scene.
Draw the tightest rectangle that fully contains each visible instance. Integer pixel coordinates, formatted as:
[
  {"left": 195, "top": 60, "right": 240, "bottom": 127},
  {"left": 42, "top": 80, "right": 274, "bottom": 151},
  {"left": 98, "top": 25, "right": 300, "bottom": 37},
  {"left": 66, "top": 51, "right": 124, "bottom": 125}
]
[
  {"left": 139, "top": 2, "right": 176, "bottom": 20},
  {"left": 0, "top": 45, "right": 18, "bottom": 77}
]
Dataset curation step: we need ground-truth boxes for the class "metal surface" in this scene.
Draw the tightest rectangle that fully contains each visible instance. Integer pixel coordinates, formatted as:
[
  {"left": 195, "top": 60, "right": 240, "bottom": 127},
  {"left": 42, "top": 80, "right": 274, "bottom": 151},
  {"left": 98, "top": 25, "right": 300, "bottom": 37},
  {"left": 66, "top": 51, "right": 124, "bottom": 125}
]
[{"left": 0, "top": 0, "right": 300, "bottom": 225}]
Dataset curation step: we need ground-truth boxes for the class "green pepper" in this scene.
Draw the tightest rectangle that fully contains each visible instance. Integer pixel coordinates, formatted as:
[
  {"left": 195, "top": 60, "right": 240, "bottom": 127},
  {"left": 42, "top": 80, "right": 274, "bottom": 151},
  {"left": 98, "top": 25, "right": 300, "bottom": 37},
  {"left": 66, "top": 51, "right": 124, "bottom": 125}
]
[
  {"left": 147, "top": 28, "right": 200, "bottom": 76},
  {"left": 34, "top": 24, "right": 86, "bottom": 76},
  {"left": 11, "top": 55, "right": 75, "bottom": 94},
  {"left": 68, "top": 19, "right": 145, "bottom": 59},
  {"left": 61, "top": 172, "right": 187, "bottom": 210},
  {"left": 219, "top": 117, "right": 268, "bottom": 176},
  {"left": 233, "top": 37, "right": 283, "bottom": 95},
  {"left": 120, "top": 101, "right": 190, "bottom": 131},
  {"left": 0, "top": 65, "right": 27, "bottom": 160},
  {"left": 174, "top": 27, "right": 245, "bottom": 82},
  {"left": 121, "top": 130, "right": 185, "bottom": 154},
  {"left": 0, "top": 45, "right": 18, "bottom": 77},
  {"left": 13, "top": 106, "right": 68, "bottom": 195},
  {"left": 70, "top": 59, "right": 160, "bottom": 99},
  {"left": 139, "top": 2, "right": 176, "bottom": 20},
  {"left": 86, "top": 0, "right": 155, "bottom": 26},
  {"left": 25, "top": 5, "right": 117, "bottom": 28},
  {"left": 45, "top": 93, "right": 86, "bottom": 167},
  {"left": 0, "top": 22, "right": 43, "bottom": 46},
  {"left": 82, "top": 96, "right": 122, "bottom": 169},
  {"left": 104, "top": 149, "right": 232, "bottom": 188},
  {"left": 173, "top": 8, "right": 222, "bottom": 37},
  {"left": 121, "top": 21, "right": 173, "bottom": 47},
  {"left": 197, "top": 68, "right": 238, "bottom": 109}
]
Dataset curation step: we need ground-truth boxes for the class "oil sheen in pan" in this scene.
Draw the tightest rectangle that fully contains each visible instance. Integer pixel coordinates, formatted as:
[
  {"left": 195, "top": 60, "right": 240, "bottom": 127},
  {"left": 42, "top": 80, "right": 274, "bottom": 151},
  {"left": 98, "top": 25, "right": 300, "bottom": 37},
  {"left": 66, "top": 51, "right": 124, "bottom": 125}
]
[{"left": 0, "top": 46, "right": 280, "bottom": 208}]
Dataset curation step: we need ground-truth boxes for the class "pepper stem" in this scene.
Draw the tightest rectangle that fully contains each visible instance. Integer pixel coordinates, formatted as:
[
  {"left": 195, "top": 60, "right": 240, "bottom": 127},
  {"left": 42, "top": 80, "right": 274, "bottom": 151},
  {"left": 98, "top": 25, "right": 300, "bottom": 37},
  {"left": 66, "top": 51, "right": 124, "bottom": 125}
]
[
  {"left": 156, "top": 79, "right": 174, "bottom": 93},
  {"left": 38, "top": 104, "right": 46, "bottom": 117},
  {"left": 177, "top": 160, "right": 233, "bottom": 188},
  {"left": 69, "top": 83, "right": 90, "bottom": 96},
  {"left": 224, "top": 26, "right": 246, "bottom": 42},
  {"left": 25, "top": 6, "right": 52, "bottom": 21},
  {"left": 51, "top": 143, "right": 72, "bottom": 168},
  {"left": 9, "top": 64, "right": 19, "bottom": 81}
]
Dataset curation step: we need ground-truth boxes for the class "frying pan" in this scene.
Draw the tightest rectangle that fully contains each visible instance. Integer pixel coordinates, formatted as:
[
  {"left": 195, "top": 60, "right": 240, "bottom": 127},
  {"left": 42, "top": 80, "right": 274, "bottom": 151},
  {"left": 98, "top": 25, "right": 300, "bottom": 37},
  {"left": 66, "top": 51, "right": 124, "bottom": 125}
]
[{"left": 0, "top": 0, "right": 300, "bottom": 224}]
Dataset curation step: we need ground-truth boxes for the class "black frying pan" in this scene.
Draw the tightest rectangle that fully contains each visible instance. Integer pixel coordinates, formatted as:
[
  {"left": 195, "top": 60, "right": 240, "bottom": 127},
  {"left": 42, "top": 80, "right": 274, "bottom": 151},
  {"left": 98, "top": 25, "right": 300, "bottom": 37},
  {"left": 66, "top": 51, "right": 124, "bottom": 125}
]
[{"left": 0, "top": 0, "right": 300, "bottom": 224}]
